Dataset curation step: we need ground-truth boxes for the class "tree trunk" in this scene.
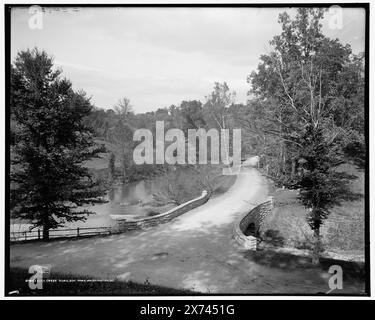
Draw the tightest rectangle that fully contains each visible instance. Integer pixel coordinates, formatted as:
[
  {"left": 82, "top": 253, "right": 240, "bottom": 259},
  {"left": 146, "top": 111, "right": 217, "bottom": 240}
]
[
  {"left": 108, "top": 152, "right": 115, "bottom": 182},
  {"left": 312, "top": 228, "right": 320, "bottom": 265},
  {"left": 42, "top": 226, "right": 49, "bottom": 240},
  {"left": 42, "top": 211, "right": 50, "bottom": 240},
  {"left": 291, "top": 159, "right": 296, "bottom": 178},
  {"left": 122, "top": 148, "right": 126, "bottom": 183}
]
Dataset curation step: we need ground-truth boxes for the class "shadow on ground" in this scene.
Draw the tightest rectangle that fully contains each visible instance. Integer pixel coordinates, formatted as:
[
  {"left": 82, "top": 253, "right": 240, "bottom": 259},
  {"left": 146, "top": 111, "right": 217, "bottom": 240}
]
[
  {"left": 242, "top": 249, "right": 366, "bottom": 294},
  {"left": 9, "top": 167, "right": 366, "bottom": 295}
]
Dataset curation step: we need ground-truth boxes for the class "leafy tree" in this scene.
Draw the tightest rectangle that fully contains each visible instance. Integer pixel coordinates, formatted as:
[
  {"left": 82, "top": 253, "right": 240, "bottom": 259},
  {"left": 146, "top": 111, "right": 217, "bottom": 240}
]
[
  {"left": 249, "top": 8, "right": 364, "bottom": 181},
  {"left": 204, "top": 82, "right": 235, "bottom": 131},
  {"left": 180, "top": 100, "right": 206, "bottom": 132},
  {"left": 247, "top": 8, "right": 364, "bottom": 263},
  {"left": 204, "top": 82, "right": 236, "bottom": 166},
  {"left": 152, "top": 169, "right": 200, "bottom": 206},
  {"left": 110, "top": 97, "right": 134, "bottom": 183},
  {"left": 10, "top": 48, "right": 106, "bottom": 240}
]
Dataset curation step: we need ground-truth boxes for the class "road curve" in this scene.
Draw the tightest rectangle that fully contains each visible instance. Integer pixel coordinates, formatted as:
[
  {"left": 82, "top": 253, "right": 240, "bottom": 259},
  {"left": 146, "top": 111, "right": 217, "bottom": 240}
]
[{"left": 10, "top": 162, "right": 272, "bottom": 293}]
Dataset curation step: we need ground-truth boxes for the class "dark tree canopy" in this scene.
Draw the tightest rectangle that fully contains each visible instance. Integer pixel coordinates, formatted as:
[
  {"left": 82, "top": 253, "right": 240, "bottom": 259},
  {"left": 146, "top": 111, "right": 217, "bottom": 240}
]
[{"left": 10, "top": 48, "right": 106, "bottom": 239}]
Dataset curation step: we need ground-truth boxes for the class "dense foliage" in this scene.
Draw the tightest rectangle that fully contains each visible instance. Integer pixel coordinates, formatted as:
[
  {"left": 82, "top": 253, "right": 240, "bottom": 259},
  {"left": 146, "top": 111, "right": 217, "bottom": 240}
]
[
  {"left": 10, "top": 49, "right": 107, "bottom": 239},
  {"left": 245, "top": 8, "right": 365, "bottom": 263}
]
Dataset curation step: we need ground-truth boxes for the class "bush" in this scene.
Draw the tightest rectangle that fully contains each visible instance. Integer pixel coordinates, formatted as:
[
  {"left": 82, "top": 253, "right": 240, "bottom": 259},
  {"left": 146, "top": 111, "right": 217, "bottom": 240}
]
[{"left": 152, "top": 167, "right": 201, "bottom": 206}]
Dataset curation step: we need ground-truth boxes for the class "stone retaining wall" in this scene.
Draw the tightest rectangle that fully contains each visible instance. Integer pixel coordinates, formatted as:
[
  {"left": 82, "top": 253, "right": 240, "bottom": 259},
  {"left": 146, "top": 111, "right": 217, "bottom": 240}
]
[
  {"left": 234, "top": 197, "right": 274, "bottom": 250},
  {"left": 112, "top": 190, "right": 210, "bottom": 232}
]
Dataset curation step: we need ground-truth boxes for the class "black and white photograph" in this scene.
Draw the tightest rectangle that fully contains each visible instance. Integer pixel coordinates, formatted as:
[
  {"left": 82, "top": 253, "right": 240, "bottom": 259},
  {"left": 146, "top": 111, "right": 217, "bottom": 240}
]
[{"left": 2, "top": 2, "right": 370, "bottom": 299}]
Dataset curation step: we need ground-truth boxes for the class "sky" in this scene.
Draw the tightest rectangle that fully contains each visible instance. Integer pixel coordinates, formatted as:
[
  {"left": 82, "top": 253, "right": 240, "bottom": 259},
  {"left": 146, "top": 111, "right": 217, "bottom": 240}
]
[{"left": 11, "top": 6, "right": 366, "bottom": 113}]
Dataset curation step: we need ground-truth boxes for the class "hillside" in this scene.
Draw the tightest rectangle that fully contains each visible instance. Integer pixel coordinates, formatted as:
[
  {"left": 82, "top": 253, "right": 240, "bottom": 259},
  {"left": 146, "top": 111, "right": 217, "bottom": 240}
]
[
  {"left": 83, "top": 139, "right": 123, "bottom": 170},
  {"left": 260, "top": 162, "right": 365, "bottom": 260}
]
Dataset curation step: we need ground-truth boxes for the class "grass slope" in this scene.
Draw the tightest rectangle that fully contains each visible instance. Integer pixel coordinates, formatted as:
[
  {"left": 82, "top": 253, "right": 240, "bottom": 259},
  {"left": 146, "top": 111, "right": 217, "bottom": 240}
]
[
  {"left": 83, "top": 139, "right": 122, "bottom": 170},
  {"left": 260, "top": 162, "right": 365, "bottom": 259}
]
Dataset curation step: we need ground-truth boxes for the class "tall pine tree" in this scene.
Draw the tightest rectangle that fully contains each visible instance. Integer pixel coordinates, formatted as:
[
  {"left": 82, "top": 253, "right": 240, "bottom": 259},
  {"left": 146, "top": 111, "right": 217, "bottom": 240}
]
[{"left": 10, "top": 48, "right": 106, "bottom": 239}]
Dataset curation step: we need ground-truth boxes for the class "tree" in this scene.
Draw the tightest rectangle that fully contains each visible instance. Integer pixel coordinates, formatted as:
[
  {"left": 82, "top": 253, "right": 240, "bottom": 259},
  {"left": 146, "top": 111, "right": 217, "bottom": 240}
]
[
  {"left": 204, "top": 82, "right": 236, "bottom": 166},
  {"left": 204, "top": 82, "right": 235, "bottom": 131},
  {"left": 114, "top": 97, "right": 133, "bottom": 120},
  {"left": 297, "top": 125, "right": 349, "bottom": 264},
  {"left": 248, "top": 8, "right": 364, "bottom": 263},
  {"left": 10, "top": 48, "right": 107, "bottom": 240},
  {"left": 111, "top": 97, "right": 134, "bottom": 183},
  {"left": 152, "top": 169, "right": 200, "bottom": 206},
  {"left": 249, "top": 9, "right": 363, "bottom": 181},
  {"left": 179, "top": 100, "right": 206, "bottom": 132}
]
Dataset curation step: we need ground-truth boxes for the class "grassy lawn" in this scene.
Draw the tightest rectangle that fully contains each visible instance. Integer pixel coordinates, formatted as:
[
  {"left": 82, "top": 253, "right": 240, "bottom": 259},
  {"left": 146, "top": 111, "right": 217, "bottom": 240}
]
[
  {"left": 260, "top": 162, "right": 365, "bottom": 260},
  {"left": 7, "top": 267, "right": 193, "bottom": 296}
]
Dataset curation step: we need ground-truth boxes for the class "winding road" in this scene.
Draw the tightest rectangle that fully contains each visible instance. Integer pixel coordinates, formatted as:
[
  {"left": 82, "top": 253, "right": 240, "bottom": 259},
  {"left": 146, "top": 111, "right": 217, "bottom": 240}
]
[{"left": 10, "top": 163, "right": 362, "bottom": 294}]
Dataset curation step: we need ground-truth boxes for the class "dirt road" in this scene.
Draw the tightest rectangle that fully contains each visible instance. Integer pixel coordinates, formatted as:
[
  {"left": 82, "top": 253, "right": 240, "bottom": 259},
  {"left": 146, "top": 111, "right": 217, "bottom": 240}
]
[{"left": 9, "top": 165, "right": 365, "bottom": 294}]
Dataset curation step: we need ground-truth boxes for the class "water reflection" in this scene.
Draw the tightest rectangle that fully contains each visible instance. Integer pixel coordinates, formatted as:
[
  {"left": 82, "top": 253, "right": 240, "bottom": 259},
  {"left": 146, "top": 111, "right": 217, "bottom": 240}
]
[
  {"left": 11, "top": 179, "right": 158, "bottom": 232},
  {"left": 75, "top": 179, "right": 155, "bottom": 228}
]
